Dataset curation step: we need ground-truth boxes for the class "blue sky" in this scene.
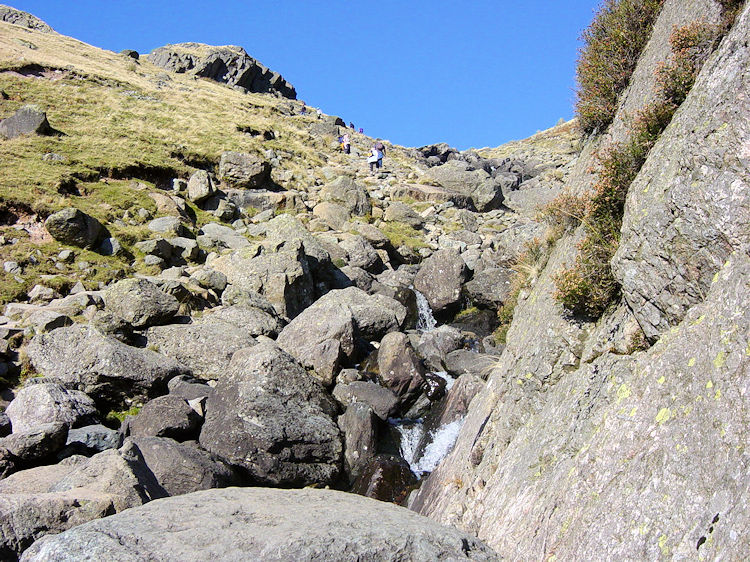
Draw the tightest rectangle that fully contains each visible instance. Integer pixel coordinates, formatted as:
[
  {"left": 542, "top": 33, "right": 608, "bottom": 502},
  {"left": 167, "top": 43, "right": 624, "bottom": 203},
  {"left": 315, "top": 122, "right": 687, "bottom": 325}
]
[{"left": 11, "top": 1, "right": 600, "bottom": 150}]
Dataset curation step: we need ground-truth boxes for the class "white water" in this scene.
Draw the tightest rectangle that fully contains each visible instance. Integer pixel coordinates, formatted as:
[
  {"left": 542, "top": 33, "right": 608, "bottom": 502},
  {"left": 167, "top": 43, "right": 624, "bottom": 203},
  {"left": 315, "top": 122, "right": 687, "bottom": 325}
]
[
  {"left": 396, "top": 417, "right": 466, "bottom": 478},
  {"left": 432, "top": 370, "right": 455, "bottom": 392},
  {"left": 414, "top": 289, "right": 437, "bottom": 333}
]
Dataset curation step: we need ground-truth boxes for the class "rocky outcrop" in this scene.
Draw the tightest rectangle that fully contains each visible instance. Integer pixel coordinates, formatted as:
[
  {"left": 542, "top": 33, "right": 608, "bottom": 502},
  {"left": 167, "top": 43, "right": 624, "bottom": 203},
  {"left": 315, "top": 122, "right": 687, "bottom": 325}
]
[
  {"left": 0, "top": 6, "right": 54, "bottom": 32},
  {"left": 21, "top": 487, "right": 498, "bottom": 561},
  {"left": 147, "top": 43, "right": 296, "bottom": 98}
]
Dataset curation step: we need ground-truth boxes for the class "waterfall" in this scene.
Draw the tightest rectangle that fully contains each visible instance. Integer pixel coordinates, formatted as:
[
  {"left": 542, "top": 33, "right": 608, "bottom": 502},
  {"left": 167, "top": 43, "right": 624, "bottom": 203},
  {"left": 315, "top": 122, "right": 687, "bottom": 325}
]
[
  {"left": 393, "top": 417, "right": 466, "bottom": 478},
  {"left": 414, "top": 289, "right": 437, "bottom": 333}
]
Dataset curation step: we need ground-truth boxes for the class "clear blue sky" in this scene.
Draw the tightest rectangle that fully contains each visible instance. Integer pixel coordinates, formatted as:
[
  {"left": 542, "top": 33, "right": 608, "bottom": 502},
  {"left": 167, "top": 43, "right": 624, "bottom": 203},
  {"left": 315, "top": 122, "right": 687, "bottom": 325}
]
[{"left": 11, "top": 1, "right": 601, "bottom": 150}]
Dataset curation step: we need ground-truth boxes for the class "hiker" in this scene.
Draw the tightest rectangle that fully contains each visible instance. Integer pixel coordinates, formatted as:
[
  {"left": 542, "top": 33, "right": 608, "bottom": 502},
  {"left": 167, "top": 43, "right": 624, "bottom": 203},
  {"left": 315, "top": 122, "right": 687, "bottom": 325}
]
[
  {"left": 343, "top": 133, "right": 351, "bottom": 154},
  {"left": 374, "top": 140, "right": 385, "bottom": 169},
  {"left": 367, "top": 145, "right": 379, "bottom": 173},
  {"left": 338, "top": 135, "right": 345, "bottom": 151},
  {"left": 349, "top": 122, "right": 355, "bottom": 129},
  {"left": 359, "top": 127, "right": 363, "bottom": 134},
  {"left": 316, "top": 108, "right": 322, "bottom": 119}
]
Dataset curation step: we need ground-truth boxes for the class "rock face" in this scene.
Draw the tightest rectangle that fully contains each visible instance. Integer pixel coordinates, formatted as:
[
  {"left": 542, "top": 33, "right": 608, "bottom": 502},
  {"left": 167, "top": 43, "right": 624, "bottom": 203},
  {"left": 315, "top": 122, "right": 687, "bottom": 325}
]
[
  {"left": 21, "top": 487, "right": 498, "bottom": 561},
  {"left": 147, "top": 43, "right": 296, "bottom": 98},
  {"left": 25, "top": 326, "right": 189, "bottom": 406},
  {"left": 199, "top": 342, "right": 342, "bottom": 486},
  {"left": 44, "top": 208, "right": 103, "bottom": 248},
  {"left": 411, "top": 4, "right": 750, "bottom": 560},
  {"left": 0, "top": 6, "right": 54, "bottom": 32},
  {"left": 611, "top": 3, "right": 750, "bottom": 341},
  {"left": 0, "top": 105, "right": 53, "bottom": 139}
]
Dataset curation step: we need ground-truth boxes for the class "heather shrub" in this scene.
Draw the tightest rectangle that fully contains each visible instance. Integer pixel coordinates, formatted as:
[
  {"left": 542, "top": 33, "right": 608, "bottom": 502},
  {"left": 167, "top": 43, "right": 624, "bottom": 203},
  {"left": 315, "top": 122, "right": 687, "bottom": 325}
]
[{"left": 575, "top": 0, "right": 664, "bottom": 135}]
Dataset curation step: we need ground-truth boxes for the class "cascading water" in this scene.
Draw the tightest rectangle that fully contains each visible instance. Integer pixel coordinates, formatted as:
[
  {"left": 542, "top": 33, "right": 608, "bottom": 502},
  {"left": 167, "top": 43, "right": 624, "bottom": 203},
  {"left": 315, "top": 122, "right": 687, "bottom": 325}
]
[
  {"left": 414, "top": 289, "right": 437, "bottom": 333},
  {"left": 396, "top": 417, "right": 466, "bottom": 478}
]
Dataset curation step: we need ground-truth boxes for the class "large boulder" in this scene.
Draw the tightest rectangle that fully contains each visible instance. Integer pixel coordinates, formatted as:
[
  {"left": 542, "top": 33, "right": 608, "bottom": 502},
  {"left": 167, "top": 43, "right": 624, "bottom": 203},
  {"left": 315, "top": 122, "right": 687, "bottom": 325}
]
[
  {"left": 25, "top": 325, "right": 189, "bottom": 406},
  {"left": 103, "top": 278, "right": 179, "bottom": 329},
  {"left": 332, "top": 381, "right": 399, "bottom": 421},
  {"left": 277, "top": 287, "right": 406, "bottom": 384},
  {"left": 0, "top": 422, "right": 67, "bottom": 465},
  {"left": 339, "top": 235, "right": 381, "bottom": 272},
  {"left": 464, "top": 267, "right": 514, "bottom": 308},
  {"left": 44, "top": 208, "right": 103, "bottom": 248},
  {"left": 127, "top": 437, "right": 237, "bottom": 496},
  {"left": 0, "top": 105, "right": 53, "bottom": 140},
  {"left": 199, "top": 342, "right": 342, "bottom": 486},
  {"left": 377, "top": 332, "right": 426, "bottom": 400},
  {"left": 211, "top": 240, "right": 314, "bottom": 319},
  {"left": 218, "top": 151, "right": 271, "bottom": 188},
  {"left": 413, "top": 250, "right": 468, "bottom": 314},
  {"left": 145, "top": 304, "right": 282, "bottom": 379},
  {"left": 186, "top": 170, "right": 216, "bottom": 203},
  {"left": 6, "top": 383, "right": 97, "bottom": 433},
  {"left": 424, "top": 160, "right": 504, "bottom": 211},
  {"left": 21, "top": 487, "right": 498, "bottom": 561},
  {"left": 126, "top": 396, "right": 201, "bottom": 441},
  {"left": 0, "top": 443, "right": 165, "bottom": 559},
  {"left": 320, "top": 176, "right": 371, "bottom": 216},
  {"left": 147, "top": 43, "right": 296, "bottom": 98}
]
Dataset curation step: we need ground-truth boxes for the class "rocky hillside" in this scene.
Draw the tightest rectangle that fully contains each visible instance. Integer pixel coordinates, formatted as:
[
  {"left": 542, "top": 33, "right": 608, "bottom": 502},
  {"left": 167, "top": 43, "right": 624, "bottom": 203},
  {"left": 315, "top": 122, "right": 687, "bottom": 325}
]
[{"left": 0, "top": 0, "right": 746, "bottom": 559}]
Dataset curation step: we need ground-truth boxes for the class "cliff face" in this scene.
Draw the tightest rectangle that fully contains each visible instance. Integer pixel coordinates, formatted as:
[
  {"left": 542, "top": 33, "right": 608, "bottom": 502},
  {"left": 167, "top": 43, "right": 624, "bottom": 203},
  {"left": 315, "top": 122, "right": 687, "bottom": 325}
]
[{"left": 413, "top": 1, "right": 750, "bottom": 559}]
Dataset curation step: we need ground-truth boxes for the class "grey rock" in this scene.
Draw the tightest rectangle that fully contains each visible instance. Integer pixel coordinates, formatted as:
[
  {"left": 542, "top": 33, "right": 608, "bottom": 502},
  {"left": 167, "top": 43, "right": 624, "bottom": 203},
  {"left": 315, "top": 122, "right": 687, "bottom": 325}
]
[
  {"left": 0, "top": 422, "right": 67, "bottom": 462},
  {"left": 464, "top": 267, "right": 514, "bottom": 308},
  {"left": 27, "top": 285, "right": 61, "bottom": 304},
  {"left": 148, "top": 43, "right": 296, "bottom": 98},
  {"left": 212, "top": 240, "right": 314, "bottom": 319},
  {"left": 339, "top": 235, "right": 381, "bottom": 272},
  {"left": 127, "top": 437, "right": 236, "bottom": 496},
  {"left": 26, "top": 325, "right": 189, "bottom": 406},
  {"left": 198, "top": 222, "right": 250, "bottom": 250},
  {"left": 61, "top": 424, "right": 119, "bottom": 456},
  {"left": 168, "top": 376, "right": 215, "bottom": 402},
  {"left": 103, "top": 278, "right": 179, "bottom": 328},
  {"left": 21, "top": 487, "right": 497, "bottom": 561},
  {"left": 350, "top": 453, "right": 417, "bottom": 504},
  {"left": 6, "top": 383, "right": 97, "bottom": 433},
  {"left": 320, "top": 176, "right": 371, "bottom": 215},
  {"left": 384, "top": 201, "right": 424, "bottom": 228},
  {"left": 0, "top": 444, "right": 165, "bottom": 559},
  {"left": 277, "top": 287, "right": 405, "bottom": 384},
  {"left": 377, "top": 331, "right": 426, "bottom": 401},
  {"left": 417, "top": 325, "right": 464, "bottom": 370},
  {"left": 169, "top": 236, "right": 200, "bottom": 262},
  {"left": 127, "top": 395, "right": 201, "bottom": 441},
  {"left": 0, "top": 105, "right": 52, "bottom": 139},
  {"left": 444, "top": 350, "right": 496, "bottom": 380},
  {"left": 134, "top": 238, "right": 173, "bottom": 259},
  {"left": 189, "top": 269, "right": 227, "bottom": 293},
  {"left": 218, "top": 151, "right": 271, "bottom": 188},
  {"left": 199, "top": 342, "right": 342, "bottom": 486},
  {"left": 147, "top": 216, "right": 189, "bottom": 237},
  {"left": 413, "top": 249, "right": 468, "bottom": 314},
  {"left": 338, "top": 402, "right": 378, "bottom": 482},
  {"left": 186, "top": 170, "right": 216, "bottom": 203},
  {"left": 312, "top": 201, "right": 350, "bottom": 230},
  {"left": 332, "top": 381, "right": 399, "bottom": 421},
  {"left": 0, "top": 6, "right": 54, "bottom": 32},
  {"left": 98, "top": 236, "right": 123, "bottom": 256},
  {"left": 425, "top": 160, "right": 504, "bottom": 211},
  {"left": 44, "top": 208, "right": 103, "bottom": 248}
]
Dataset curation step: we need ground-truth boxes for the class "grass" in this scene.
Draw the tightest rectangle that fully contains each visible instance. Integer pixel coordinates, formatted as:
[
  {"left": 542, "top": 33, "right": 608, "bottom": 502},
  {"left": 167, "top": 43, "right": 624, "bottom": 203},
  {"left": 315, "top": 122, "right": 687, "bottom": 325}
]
[
  {"left": 575, "top": 0, "right": 665, "bottom": 135},
  {"left": 380, "top": 222, "right": 427, "bottom": 250},
  {"left": 104, "top": 405, "right": 141, "bottom": 428}
]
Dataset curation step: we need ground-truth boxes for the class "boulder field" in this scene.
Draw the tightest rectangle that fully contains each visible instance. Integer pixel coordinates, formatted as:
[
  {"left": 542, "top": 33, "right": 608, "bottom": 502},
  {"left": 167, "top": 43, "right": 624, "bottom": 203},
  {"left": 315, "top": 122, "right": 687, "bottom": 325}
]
[{"left": 0, "top": 0, "right": 748, "bottom": 560}]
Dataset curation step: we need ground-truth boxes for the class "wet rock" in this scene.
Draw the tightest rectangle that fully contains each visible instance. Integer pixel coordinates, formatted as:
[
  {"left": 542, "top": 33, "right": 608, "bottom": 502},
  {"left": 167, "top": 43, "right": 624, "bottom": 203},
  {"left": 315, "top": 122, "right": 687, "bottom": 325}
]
[
  {"left": 199, "top": 342, "right": 342, "bottom": 486},
  {"left": 351, "top": 454, "right": 418, "bottom": 505},
  {"left": 338, "top": 402, "right": 378, "bottom": 483}
]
